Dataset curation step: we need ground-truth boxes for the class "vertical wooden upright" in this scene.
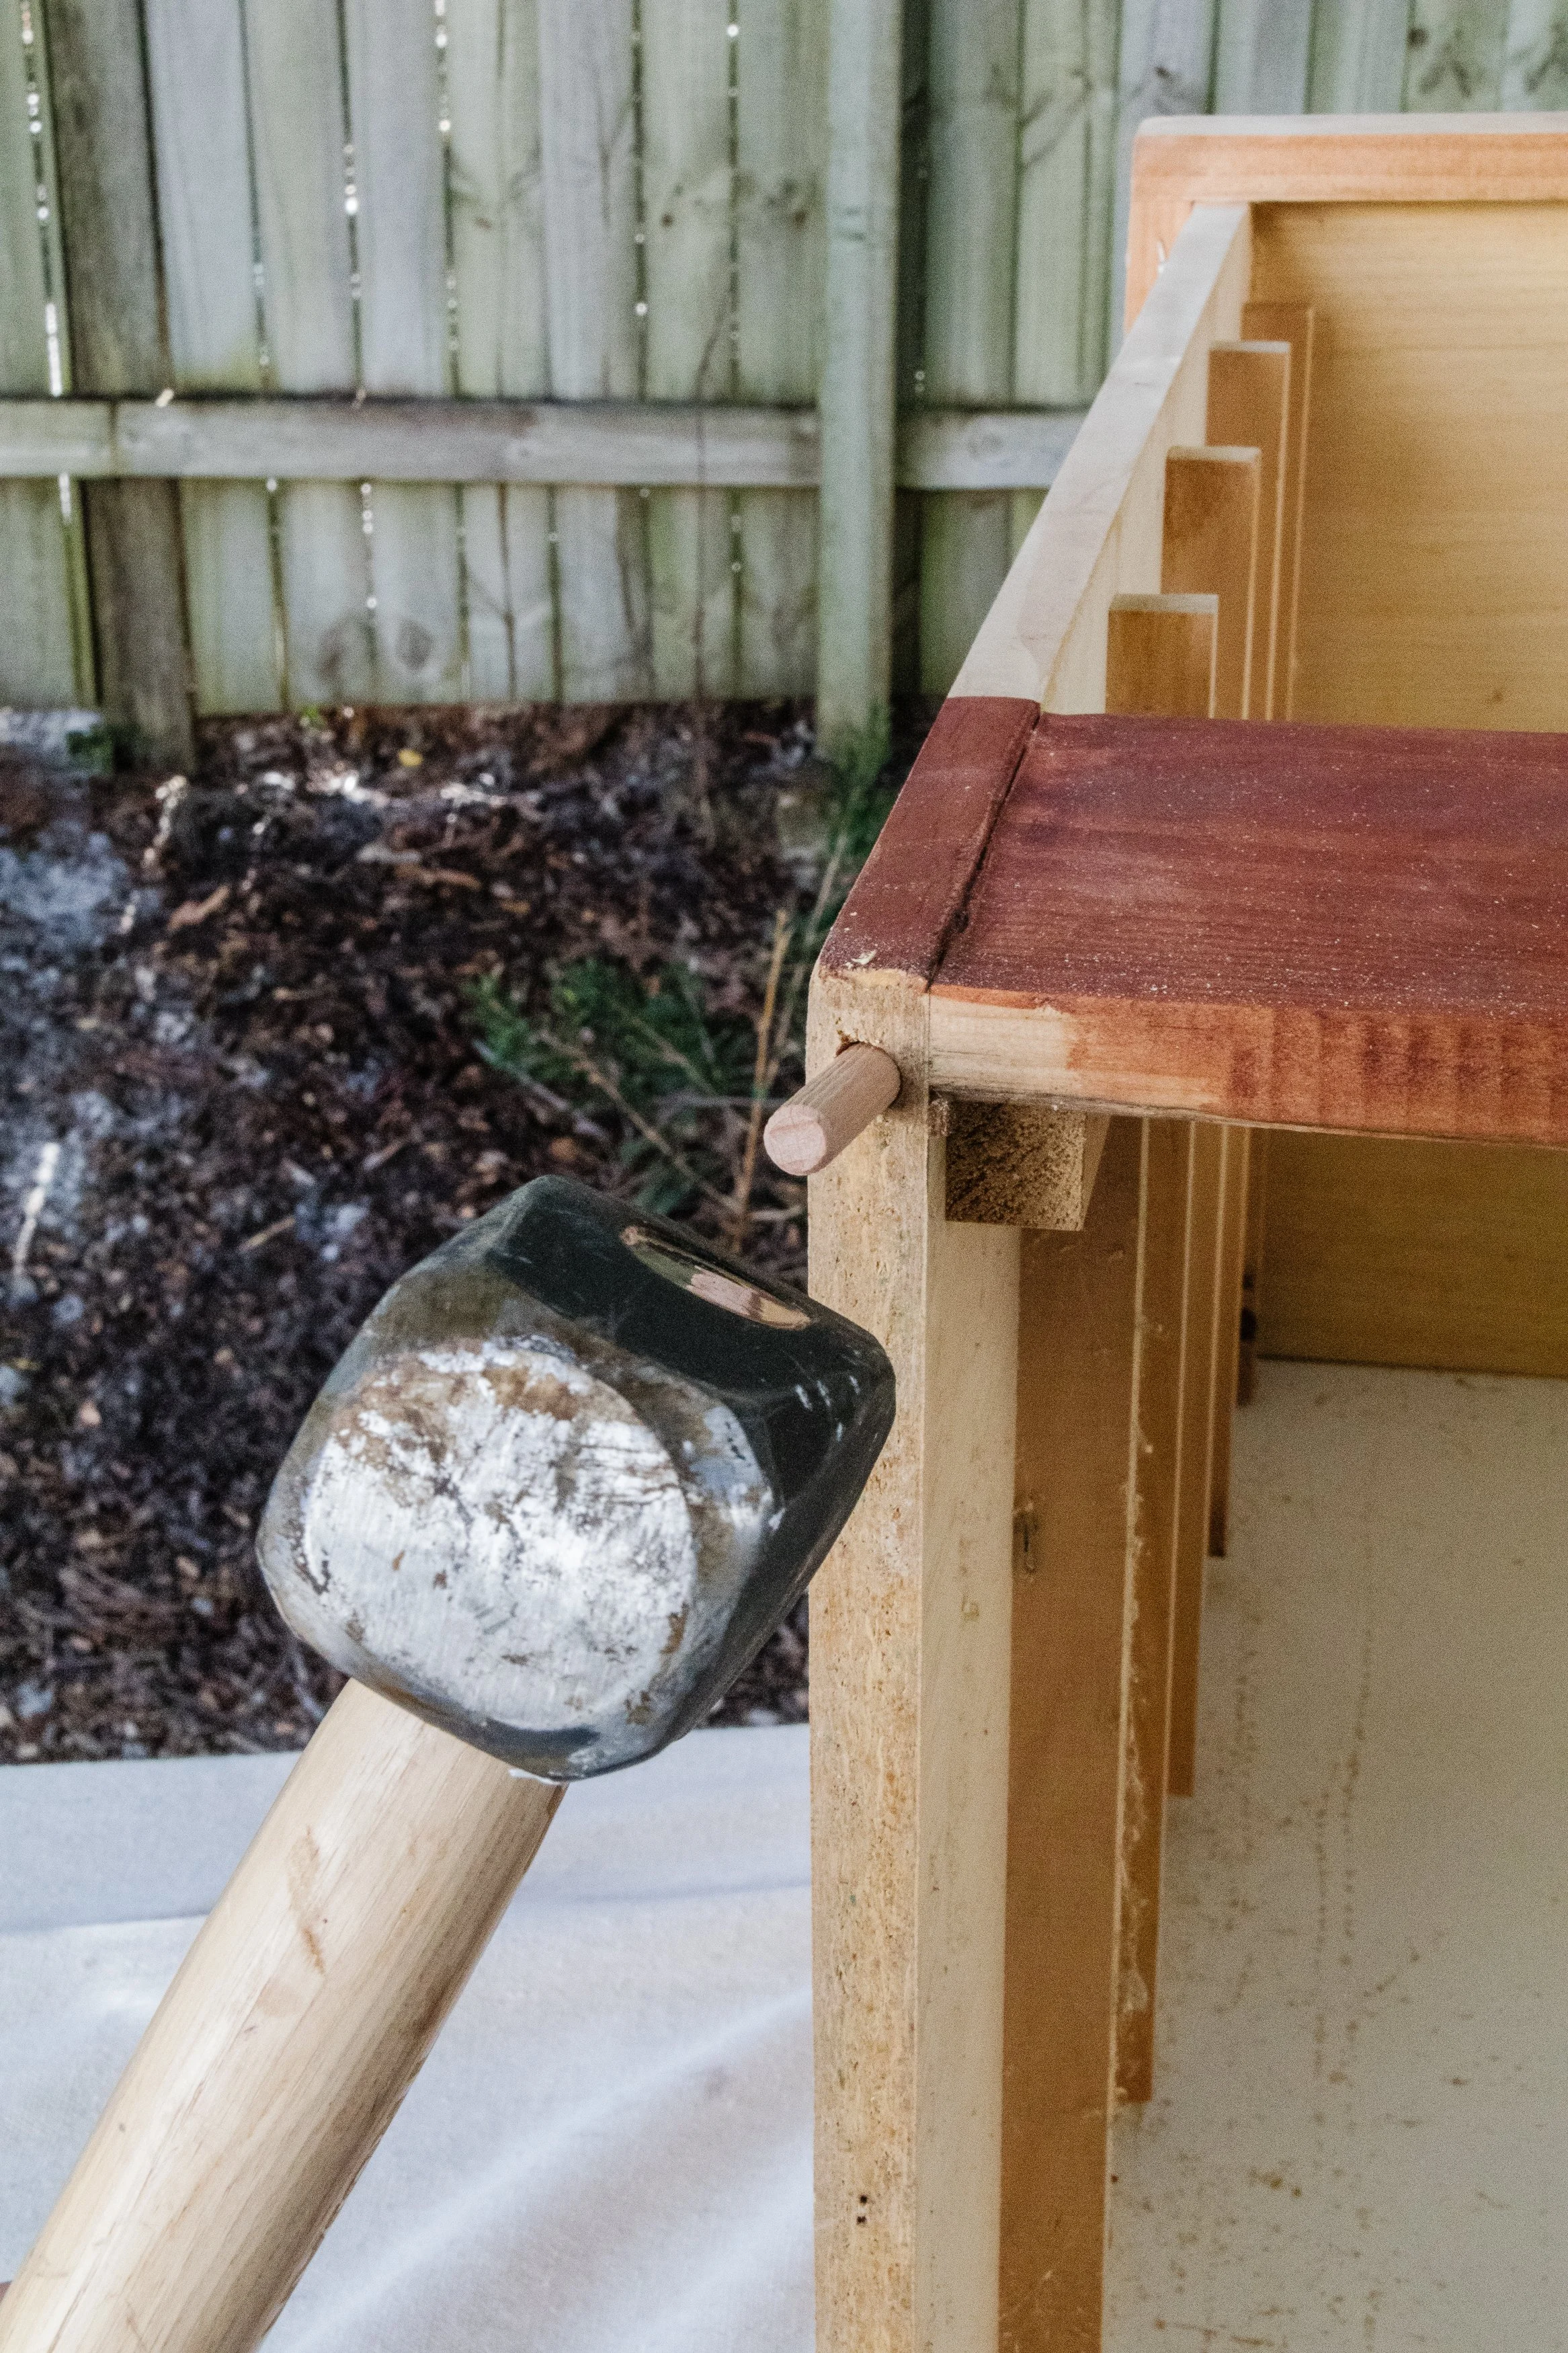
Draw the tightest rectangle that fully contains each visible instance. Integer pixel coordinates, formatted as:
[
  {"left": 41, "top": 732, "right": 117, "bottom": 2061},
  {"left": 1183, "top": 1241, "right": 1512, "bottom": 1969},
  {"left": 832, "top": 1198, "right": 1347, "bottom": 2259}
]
[
  {"left": 45, "top": 0, "right": 192, "bottom": 762},
  {"left": 810, "top": 963, "right": 1020, "bottom": 2353},
  {"left": 816, "top": 0, "right": 903, "bottom": 742},
  {"left": 1102, "top": 590, "right": 1214, "bottom": 2108},
  {"left": 1205, "top": 340, "right": 1290, "bottom": 715},
  {"left": 999, "top": 1120, "right": 1145, "bottom": 2352}
]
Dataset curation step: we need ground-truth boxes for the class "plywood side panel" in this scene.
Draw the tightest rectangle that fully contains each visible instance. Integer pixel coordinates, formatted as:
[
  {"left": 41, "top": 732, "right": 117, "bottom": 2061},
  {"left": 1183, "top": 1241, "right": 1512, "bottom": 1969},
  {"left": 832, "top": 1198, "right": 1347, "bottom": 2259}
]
[
  {"left": 1261, "top": 1131, "right": 1568, "bottom": 1378},
  {"left": 1248, "top": 200, "right": 1568, "bottom": 1372},
  {"left": 1251, "top": 200, "right": 1568, "bottom": 733}
]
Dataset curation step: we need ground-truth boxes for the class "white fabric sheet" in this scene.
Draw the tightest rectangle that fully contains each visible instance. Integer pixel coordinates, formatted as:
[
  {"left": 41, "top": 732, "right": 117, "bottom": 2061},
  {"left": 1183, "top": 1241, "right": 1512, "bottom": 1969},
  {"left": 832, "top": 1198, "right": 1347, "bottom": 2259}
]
[{"left": 0, "top": 1725, "right": 815, "bottom": 2350}]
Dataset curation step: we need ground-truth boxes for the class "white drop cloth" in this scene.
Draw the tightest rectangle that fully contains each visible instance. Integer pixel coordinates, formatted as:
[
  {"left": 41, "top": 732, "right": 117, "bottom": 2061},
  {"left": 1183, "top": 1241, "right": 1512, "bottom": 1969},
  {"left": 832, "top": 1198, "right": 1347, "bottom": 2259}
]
[{"left": 0, "top": 1725, "right": 815, "bottom": 2351}]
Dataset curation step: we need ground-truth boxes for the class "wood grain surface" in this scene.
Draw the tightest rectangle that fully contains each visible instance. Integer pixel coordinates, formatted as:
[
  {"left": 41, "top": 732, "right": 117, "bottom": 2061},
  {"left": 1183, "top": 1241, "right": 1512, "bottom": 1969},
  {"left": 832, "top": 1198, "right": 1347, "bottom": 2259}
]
[
  {"left": 932, "top": 711, "right": 1568, "bottom": 1145},
  {"left": 821, "top": 693, "right": 1038, "bottom": 986},
  {"left": 1000, "top": 1117, "right": 1143, "bottom": 2352},
  {"left": 1124, "top": 113, "right": 1568, "bottom": 323}
]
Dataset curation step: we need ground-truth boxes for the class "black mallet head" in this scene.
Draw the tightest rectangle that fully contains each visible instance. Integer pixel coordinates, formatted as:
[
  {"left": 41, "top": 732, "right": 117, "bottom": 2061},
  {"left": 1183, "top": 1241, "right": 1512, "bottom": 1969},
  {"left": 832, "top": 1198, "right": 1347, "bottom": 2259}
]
[{"left": 258, "top": 1177, "right": 895, "bottom": 1779}]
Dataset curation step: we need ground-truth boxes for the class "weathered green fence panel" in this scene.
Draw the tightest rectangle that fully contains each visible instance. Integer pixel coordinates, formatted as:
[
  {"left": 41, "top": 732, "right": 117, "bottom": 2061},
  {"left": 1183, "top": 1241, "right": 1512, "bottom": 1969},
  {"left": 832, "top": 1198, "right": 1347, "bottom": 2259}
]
[
  {"left": 539, "top": 0, "right": 651, "bottom": 701},
  {"left": 735, "top": 0, "right": 825, "bottom": 696},
  {"left": 644, "top": 0, "right": 737, "bottom": 698},
  {"left": 1501, "top": 1, "right": 1568, "bottom": 104},
  {"left": 43, "top": 0, "right": 191, "bottom": 757},
  {"left": 917, "top": 0, "right": 1021, "bottom": 693},
  {"left": 347, "top": 0, "right": 464, "bottom": 706},
  {"left": 144, "top": 0, "right": 278, "bottom": 715},
  {"left": 7, "top": 0, "right": 1567, "bottom": 720},
  {"left": 247, "top": 0, "right": 372, "bottom": 709},
  {"left": 446, "top": 0, "right": 555, "bottom": 701},
  {"left": 0, "top": 0, "right": 79, "bottom": 708}
]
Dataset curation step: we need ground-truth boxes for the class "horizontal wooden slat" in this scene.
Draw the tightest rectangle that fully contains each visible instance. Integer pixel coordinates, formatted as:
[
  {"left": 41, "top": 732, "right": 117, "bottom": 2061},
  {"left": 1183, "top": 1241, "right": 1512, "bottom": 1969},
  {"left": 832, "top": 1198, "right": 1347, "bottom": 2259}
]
[
  {"left": 928, "top": 709, "right": 1568, "bottom": 1149},
  {"left": 0, "top": 397, "right": 1086, "bottom": 489}
]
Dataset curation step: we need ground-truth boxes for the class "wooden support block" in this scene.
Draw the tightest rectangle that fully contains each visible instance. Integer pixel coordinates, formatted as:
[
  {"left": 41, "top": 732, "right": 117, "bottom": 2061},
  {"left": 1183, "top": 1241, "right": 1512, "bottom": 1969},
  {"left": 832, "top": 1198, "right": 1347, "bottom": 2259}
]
[
  {"left": 1115, "top": 1115, "right": 1190, "bottom": 2108},
  {"left": 1000, "top": 1117, "right": 1144, "bottom": 2353},
  {"left": 1105, "top": 592, "right": 1216, "bottom": 719},
  {"left": 809, "top": 971, "right": 1020, "bottom": 2353},
  {"left": 1208, "top": 1124, "right": 1250, "bottom": 1559},
  {"left": 1167, "top": 1120, "right": 1223, "bottom": 1800},
  {"left": 1241, "top": 300, "right": 1315, "bottom": 720},
  {"left": 1160, "top": 446, "right": 1260, "bottom": 719},
  {"left": 946, "top": 1102, "right": 1109, "bottom": 1231},
  {"left": 1205, "top": 341, "right": 1290, "bottom": 719}
]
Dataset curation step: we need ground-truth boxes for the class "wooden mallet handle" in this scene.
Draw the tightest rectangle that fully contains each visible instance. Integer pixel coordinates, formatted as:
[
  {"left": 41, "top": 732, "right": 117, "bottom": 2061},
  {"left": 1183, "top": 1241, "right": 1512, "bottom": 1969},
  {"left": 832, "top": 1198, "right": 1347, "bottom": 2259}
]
[
  {"left": 764, "top": 1042, "right": 900, "bottom": 1176},
  {"left": 0, "top": 1681, "right": 561, "bottom": 2353}
]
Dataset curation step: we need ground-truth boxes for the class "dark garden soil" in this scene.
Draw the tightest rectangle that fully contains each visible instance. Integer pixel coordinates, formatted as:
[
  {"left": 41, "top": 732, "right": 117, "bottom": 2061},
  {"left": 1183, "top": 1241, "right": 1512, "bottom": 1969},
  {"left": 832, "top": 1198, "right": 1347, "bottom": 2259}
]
[{"left": 0, "top": 698, "right": 931, "bottom": 1764}]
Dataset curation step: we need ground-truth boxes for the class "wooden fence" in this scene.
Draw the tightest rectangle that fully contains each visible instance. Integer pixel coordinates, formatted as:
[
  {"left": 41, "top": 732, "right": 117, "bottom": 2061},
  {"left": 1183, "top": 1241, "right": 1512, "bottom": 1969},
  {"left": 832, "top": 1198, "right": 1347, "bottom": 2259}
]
[{"left": 1, "top": 0, "right": 1565, "bottom": 758}]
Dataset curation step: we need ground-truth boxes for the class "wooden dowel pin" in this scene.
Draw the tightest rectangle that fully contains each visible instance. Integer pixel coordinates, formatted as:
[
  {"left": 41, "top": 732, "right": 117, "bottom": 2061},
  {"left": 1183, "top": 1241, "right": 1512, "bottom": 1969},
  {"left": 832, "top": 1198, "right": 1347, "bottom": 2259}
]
[{"left": 764, "top": 1042, "right": 901, "bottom": 1176}]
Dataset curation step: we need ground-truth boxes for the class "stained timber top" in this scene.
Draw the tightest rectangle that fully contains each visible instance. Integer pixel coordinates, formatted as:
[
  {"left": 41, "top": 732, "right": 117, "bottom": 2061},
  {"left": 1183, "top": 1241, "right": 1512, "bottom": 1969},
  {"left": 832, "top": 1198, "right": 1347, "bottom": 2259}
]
[{"left": 822, "top": 699, "right": 1568, "bottom": 1147}]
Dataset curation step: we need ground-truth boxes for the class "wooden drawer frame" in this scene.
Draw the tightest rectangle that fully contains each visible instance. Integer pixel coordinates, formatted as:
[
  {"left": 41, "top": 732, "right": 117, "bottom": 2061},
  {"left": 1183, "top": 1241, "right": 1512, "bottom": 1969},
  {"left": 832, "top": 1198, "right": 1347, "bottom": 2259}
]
[{"left": 807, "top": 114, "right": 1568, "bottom": 2353}]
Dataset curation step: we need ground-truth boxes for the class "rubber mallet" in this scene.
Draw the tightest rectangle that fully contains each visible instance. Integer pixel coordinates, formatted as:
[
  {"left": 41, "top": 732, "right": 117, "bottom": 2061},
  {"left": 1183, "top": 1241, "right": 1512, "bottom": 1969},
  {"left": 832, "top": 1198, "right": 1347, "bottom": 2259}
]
[{"left": 0, "top": 1176, "right": 893, "bottom": 2353}]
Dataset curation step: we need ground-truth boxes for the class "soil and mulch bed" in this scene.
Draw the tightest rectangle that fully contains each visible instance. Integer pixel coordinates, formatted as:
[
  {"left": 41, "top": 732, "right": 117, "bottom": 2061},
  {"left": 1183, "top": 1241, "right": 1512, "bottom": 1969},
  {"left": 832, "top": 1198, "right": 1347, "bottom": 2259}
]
[{"left": 0, "top": 699, "right": 932, "bottom": 1765}]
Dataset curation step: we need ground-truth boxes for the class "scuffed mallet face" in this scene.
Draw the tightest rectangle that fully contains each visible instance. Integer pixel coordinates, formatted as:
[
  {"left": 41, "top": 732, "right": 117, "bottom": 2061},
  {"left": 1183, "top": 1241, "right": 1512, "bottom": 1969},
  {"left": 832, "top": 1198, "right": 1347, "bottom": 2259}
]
[{"left": 257, "top": 1178, "right": 894, "bottom": 1779}]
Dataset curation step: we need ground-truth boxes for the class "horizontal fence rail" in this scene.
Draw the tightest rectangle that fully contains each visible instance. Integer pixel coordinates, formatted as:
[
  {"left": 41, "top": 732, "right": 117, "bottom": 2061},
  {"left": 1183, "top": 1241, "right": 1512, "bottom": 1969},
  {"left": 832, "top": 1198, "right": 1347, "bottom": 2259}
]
[
  {"left": 0, "top": 398, "right": 1086, "bottom": 492},
  {"left": 1, "top": 0, "right": 1565, "bottom": 740}
]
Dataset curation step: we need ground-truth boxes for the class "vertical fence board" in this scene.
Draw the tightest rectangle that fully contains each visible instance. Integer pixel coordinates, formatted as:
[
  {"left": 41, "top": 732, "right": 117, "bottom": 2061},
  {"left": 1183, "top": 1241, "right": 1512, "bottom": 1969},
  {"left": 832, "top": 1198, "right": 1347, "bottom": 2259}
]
[
  {"left": 643, "top": 0, "right": 735, "bottom": 698},
  {"left": 1502, "top": 0, "right": 1568, "bottom": 104},
  {"left": 816, "top": 0, "right": 903, "bottom": 740},
  {"left": 1014, "top": 0, "right": 1120, "bottom": 409},
  {"left": 538, "top": 0, "right": 649, "bottom": 700},
  {"left": 247, "top": 0, "right": 370, "bottom": 708},
  {"left": 1307, "top": 0, "right": 1412, "bottom": 107},
  {"left": 0, "top": 0, "right": 76, "bottom": 704},
  {"left": 446, "top": 0, "right": 553, "bottom": 699},
  {"left": 345, "top": 0, "right": 462, "bottom": 705},
  {"left": 1403, "top": 0, "right": 1508, "bottom": 104},
  {"left": 918, "top": 0, "right": 1022, "bottom": 695},
  {"left": 45, "top": 0, "right": 192, "bottom": 756},
  {"left": 1110, "top": 0, "right": 1218, "bottom": 343},
  {"left": 1214, "top": 0, "right": 1315, "bottom": 109},
  {"left": 177, "top": 482, "right": 278, "bottom": 713},
  {"left": 735, "top": 0, "right": 825, "bottom": 695},
  {"left": 144, "top": 0, "right": 276, "bottom": 713}
]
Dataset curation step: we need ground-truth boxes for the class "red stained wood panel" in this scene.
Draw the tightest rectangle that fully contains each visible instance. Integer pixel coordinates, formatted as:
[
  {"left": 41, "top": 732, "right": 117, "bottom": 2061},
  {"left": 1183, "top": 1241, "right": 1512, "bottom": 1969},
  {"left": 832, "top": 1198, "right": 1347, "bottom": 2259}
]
[
  {"left": 821, "top": 694, "right": 1038, "bottom": 985},
  {"left": 932, "top": 712, "right": 1568, "bottom": 1147}
]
